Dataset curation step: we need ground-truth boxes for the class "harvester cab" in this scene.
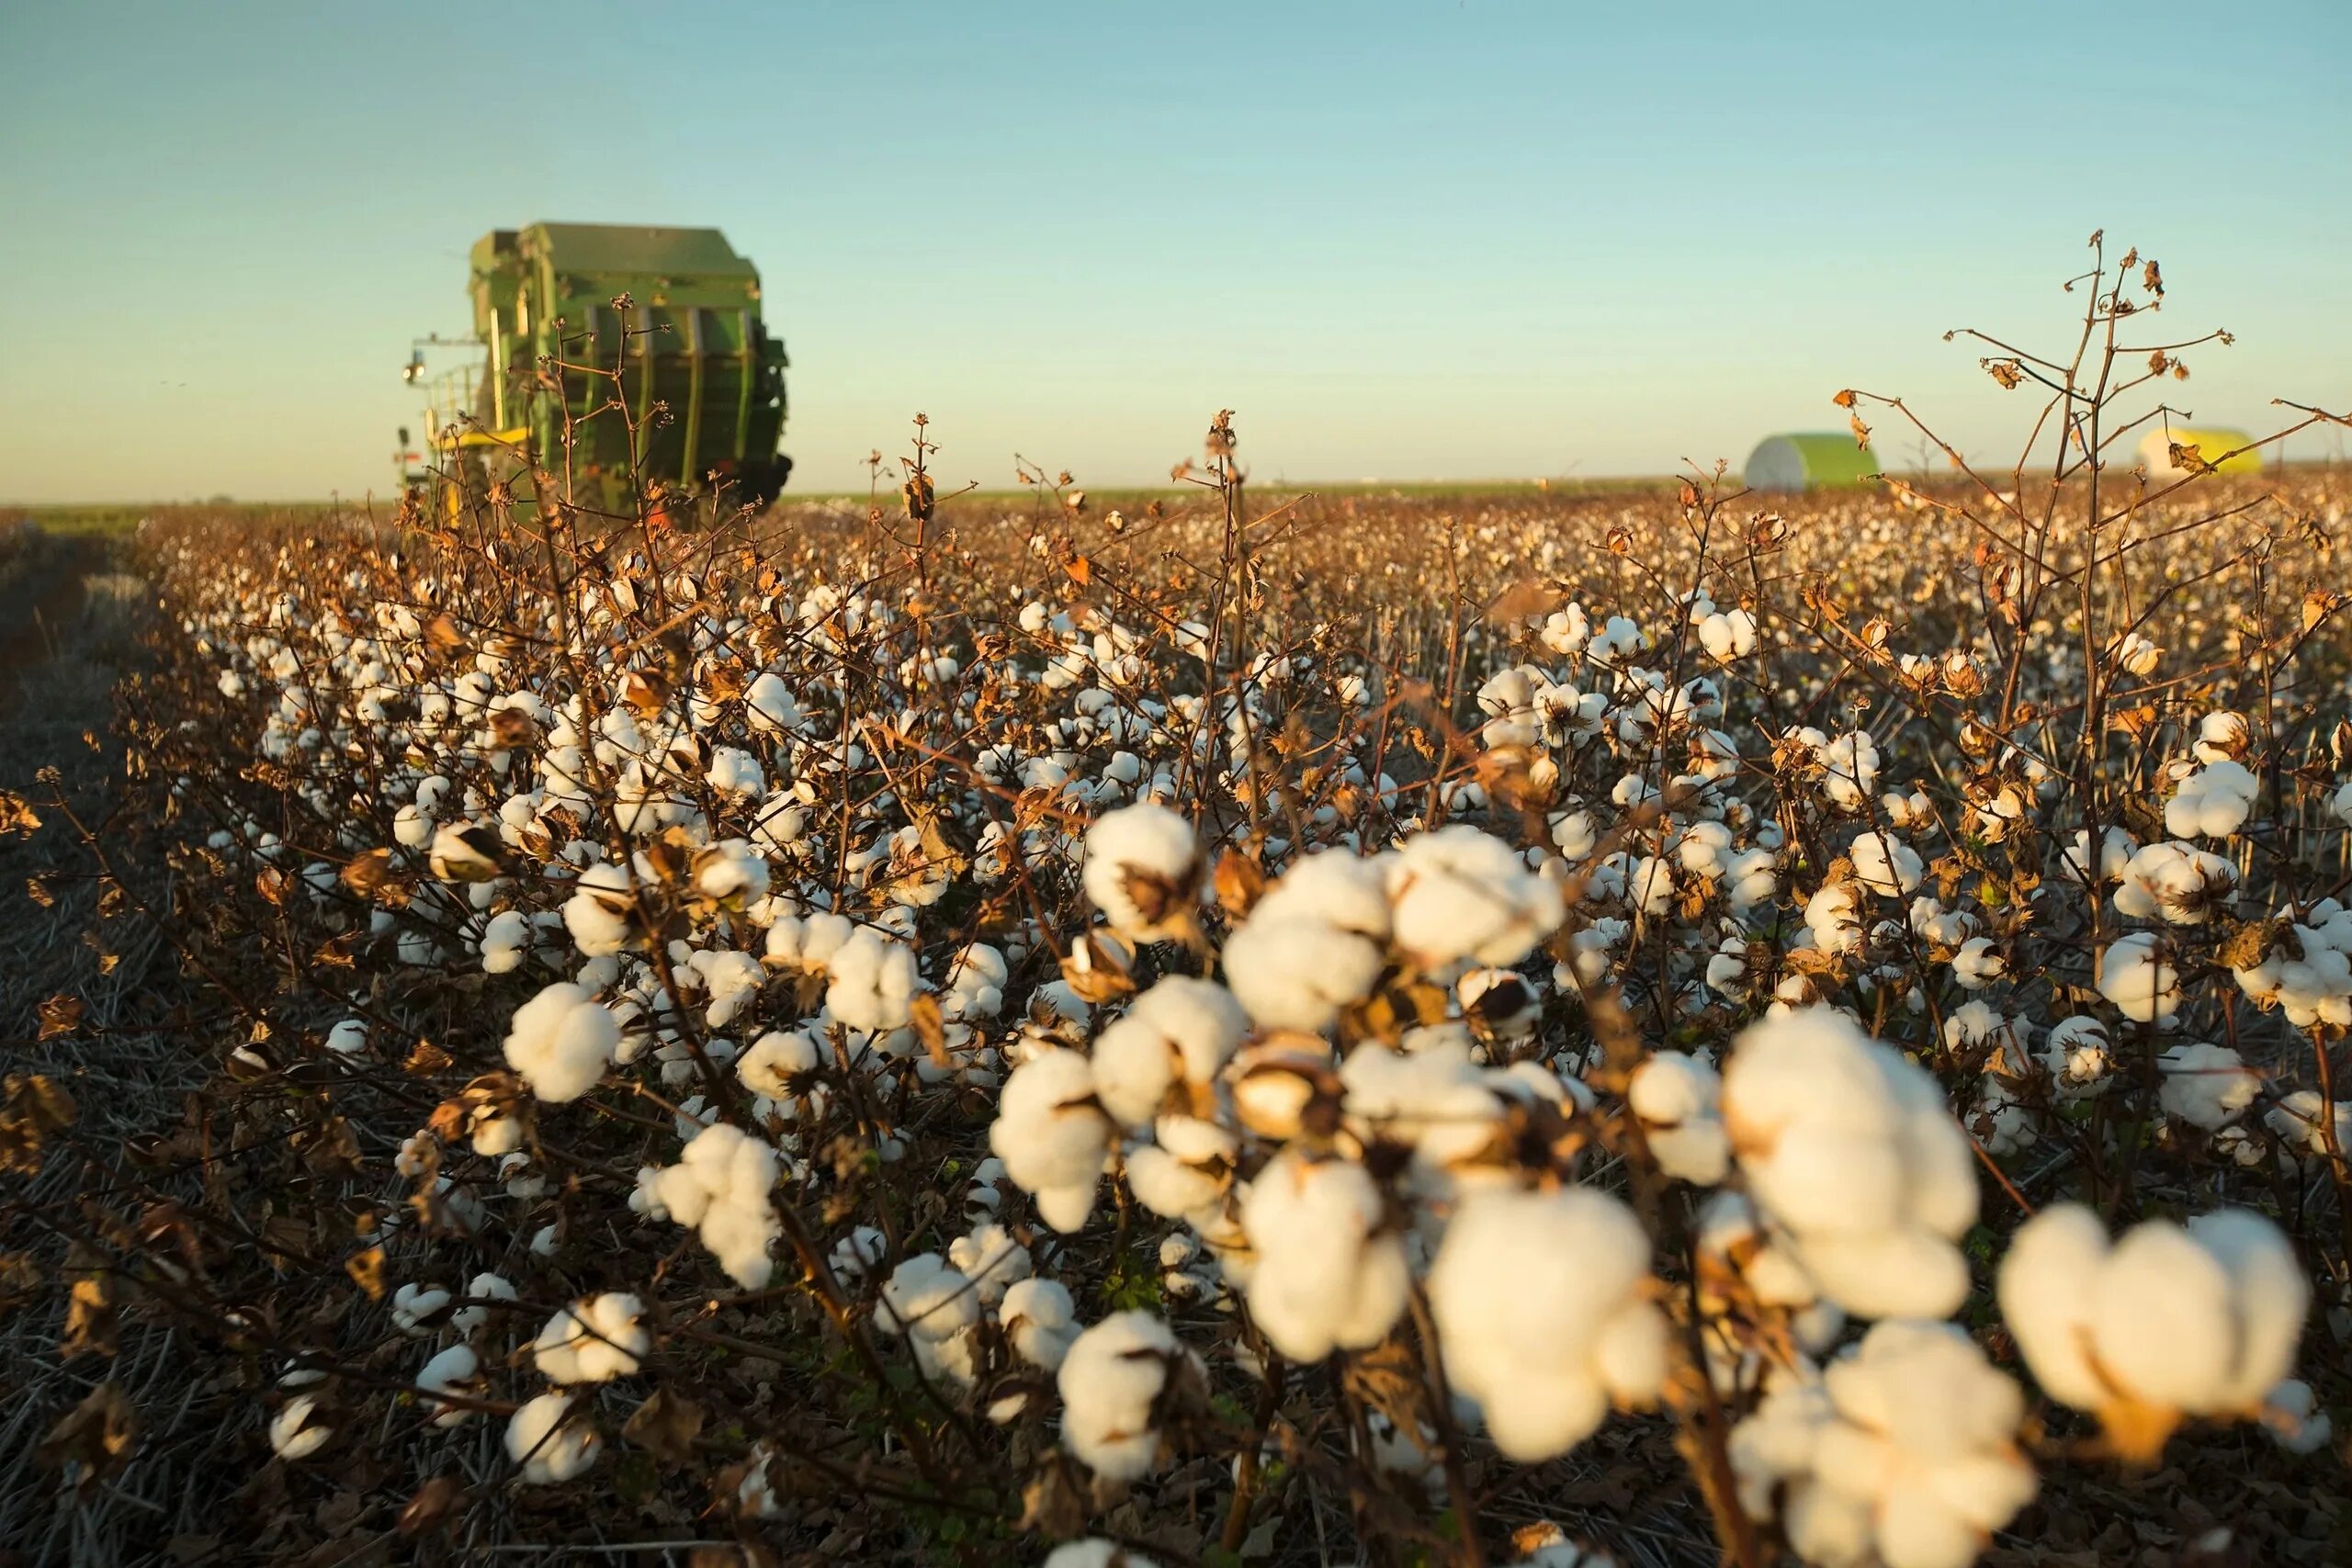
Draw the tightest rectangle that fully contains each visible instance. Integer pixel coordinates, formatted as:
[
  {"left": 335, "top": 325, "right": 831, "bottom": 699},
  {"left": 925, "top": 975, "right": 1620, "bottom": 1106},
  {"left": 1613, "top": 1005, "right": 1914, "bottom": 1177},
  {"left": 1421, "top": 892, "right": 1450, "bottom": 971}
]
[{"left": 397, "top": 222, "right": 790, "bottom": 514}]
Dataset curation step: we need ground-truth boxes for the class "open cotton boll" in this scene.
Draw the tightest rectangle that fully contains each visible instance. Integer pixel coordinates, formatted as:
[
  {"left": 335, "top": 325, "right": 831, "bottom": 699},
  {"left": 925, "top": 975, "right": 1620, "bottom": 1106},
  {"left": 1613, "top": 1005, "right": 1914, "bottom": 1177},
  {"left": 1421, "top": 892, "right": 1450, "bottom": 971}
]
[
  {"left": 1428, "top": 1187, "right": 1667, "bottom": 1461},
  {"left": 1719, "top": 1006, "right": 1978, "bottom": 1319},
  {"left": 989, "top": 1048, "right": 1114, "bottom": 1232},
  {"left": 691, "top": 837, "right": 770, "bottom": 904},
  {"left": 1222, "top": 912, "right": 1386, "bottom": 1033},
  {"left": 2097, "top": 933, "right": 2180, "bottom": 1025},
  {"left": 1627, "top": 1051, "right": 1730, "bottom": 1186},
  {"left": 1997, "top": 1202, "right": 2309, "bottom": 1461},
  {"left": 1000, "top": 1277, "right": 1080, "bottom": 1371},
  {"left": 2267, "top": 1089, "right": 2352, "bottom": 1163},
  {"left": 1699, "top": 607, "right": 1758, "bottom": 663},
  {"left": 2262, "top": 1379, "right": 2333, "bottom": 1455},
  {"left": 324, "top": 1019, "right": 368, "bottom": 1056},
  {"left": 1385, "top": 825, "right": 1566, "bottom": 971},
  {"left": 946, "top": 1224, "right": 1033, "bottom": 1305},
  {"left": 738, "top": 1028, "right": 820, "bottom": 1100},
  {"left": 480, "top": 908, "right": 532, "bottom": 974},
  {"left": 2166, "top": 760, "right": 2259, "bottom": 839},
  {"left": 641, "top": 1122, "right": 780, "bottom": 1288},
  {"left": 823, "top": 927, "right": 922, "bottom": 1035},
  {"left": 1044, "top": 1542, "right": 1161, "bottom": 1568},
  {"left": 1238, "top": 1150, "right": 1409, "bottom": 1361},
  {"left": 1849, "top": 831, "right": 1922, "bottom": 897},
  {"left": 390, "top": 1281, "right": 452, "bottom": 1336},
  {"left": 532, "top": 1292, "right": 649, "bottom": 1383},
  {"left": 502, "top": 981, "right": 619, "bottom": 1102},
  {"left": 2155, "top": 1042, "right": 2259, "bottom": 1129},
  {"left": 1732, "top": 1321, "right": 2035, "bottom": 1568},
  {"left": 877, "top": 1253, "right": 981, "bottom": 1343},
  {"left": 506, "top": 1391, "right": 599, "bottom": 1483},
  {"left": 2113, "top": 841, "right": 2238, "bottom": 926},
  {"left": 1090, "top": 976, "right": 1250, "bottom": 1129},
  {"left": 450, "top": 1270, "right": 517, "bottom": 1337},
  {"left": 1056, "top": 1310, "right": 1201, "bottom": 1480},
  {"left": 417, "top": 1343, "right": 483, "bottom": 1427},
  {"left": 268, "top": 1393, "right": 334, "bottom": 1460},
  {"left": 1081, "top": 802, "right": 1201, "bottom": 941},
  {"left": 561, "top": 862, "right": 638, "bottom": 957}
]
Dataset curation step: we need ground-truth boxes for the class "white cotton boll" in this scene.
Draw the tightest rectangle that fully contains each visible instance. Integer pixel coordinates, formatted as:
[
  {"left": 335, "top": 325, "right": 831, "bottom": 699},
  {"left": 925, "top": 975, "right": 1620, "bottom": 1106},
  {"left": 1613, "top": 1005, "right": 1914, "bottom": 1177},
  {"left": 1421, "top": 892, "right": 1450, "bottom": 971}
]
[
  {"left": 2263, "top": 1379, "right": 2332, "bottom": 1455},
  {"left": 693, "top": 838, "right": 770, "bottom": 905},
  {"left": 878, "top": 1253, "right": 981, "bottom": 1343},
  {"left": 946, "top": 1224, "right": 1033, "bottom": 1305},
  {"left": 269, "top": 1393, "right": 334, "bottom": 1461},
  {"left": 392, "top": 803, "right": 433, "bottom": 849},
  {"left": 1814, "top": 730, "right": 1881, "bottom": 813},
  {"left": 1057, "top": 1310, "right": 1199, "bottom": 1480},
  {"left": 1081, "top": 802, "right": 1200, "bottom": 940},
  {"left": 502, "top": 981, "right": 619, "bottom": 1102},
  {"left": 2156, "top": 1042, "right": 2258, "bottom": 1129},
  {"left": 1699, "top": 607, "right": 1758, "bottom": 663},
  {"left": 506, "top": 1392, "right": 599, "bottom": 1483},
  {"left": 1385, "top": 826, "right": 1566, "bottom": 970},
  {"left": 739, "top": 1028, "right": 820, "bottom": 1100},
  {"left": 1223, "top": 903, "right": 1388, "bottom": 1034},
  {"left": 2193, "top": 710, "right": 2252, "bottom": 764},
  {"left": 480, "top": 908, "right": 531, "bottom": 974},
  {"left": 1629, "top": 1051, "right": 1731, "bottom": 1185},
  {"left": 2039, "top": 1016, "right": 2112, "bottom": 1099},
  {"left": 1125, "top": 1114, "right": 1237, "bottom": 1221},
  {"left": 324, "top": 1019, "right": 368, "bottom": 1056},
  {"left": 642, "top": 1123, "right": 780, "bottom": 1288},
  {"left": 562, "top": 862, "right": 637, "bottom": 957},
  {"left": 1250, "top": 847, "right": 1396, "bottom": 936},
  {"left": 1998, "top": 1202, "right": 2309, "bottom": 1458},
  {"left": 1849, "top": 831, "right": 1922, "bottom": 897},
  {"left": 391, "top": 1281, "right": 452, "bottom": 1336},
  {"left": 1735, "top": 1321, "right": 2035, "bottom": 1568},
  {"left": 705, "top": 745, "right": 764, "bottom": 801},
  {"left": 2098, "top": 933, "right": 2180, "bottom": 1025},
  {"left": 1429, "top": 1187, "right": 1667, "bottom": 1461},
  {"left": 417, "top": 1343, "right": 482, "bottom": 1427},
  {"left": 1719, "top": 1007, "right": 1978, "bottom": 1320},
  {"left": 2335, "top": 779, "right": 2352, "bottom": 829},
  {"left": 1238, "top": 1150, "right": 1409, "bottom": 1361},
  {"left": 2267, "top": 1089, "right": 2352, "bottom": 1163},
  {"left": 824, "top": 927, "right": 922, "bottom": 1035},
  {"left": 1804, "top": 881, "right": 1865, "bottom": 957},
  {"left": 1045, "top": 1542, "right": 1161, "bottom": 1568},
  {"left": 2166, "top": 760, "right": 2259, "bottom": 839},
  {"left": 1001, "top": 1277, "right": 1080, "bottom": 1370},
  {"left": 1090, "top": 976, "right": 1250, "bottom": 1129},
  {"left": 989, "top": 1048, "right": 1113, "bottom": 1232},
  {"left": 450, "top": 1271, "right": 516, "bottom": 1337},
  {"left": 533, "top": 1292, "right": 648, "bottom": 1383},
  {"left": 2113, "top": 841, "right": 2237, "bottom": 925},
  {"left": 1951, "top": 936, "right": 2006, "bottom": 990}
]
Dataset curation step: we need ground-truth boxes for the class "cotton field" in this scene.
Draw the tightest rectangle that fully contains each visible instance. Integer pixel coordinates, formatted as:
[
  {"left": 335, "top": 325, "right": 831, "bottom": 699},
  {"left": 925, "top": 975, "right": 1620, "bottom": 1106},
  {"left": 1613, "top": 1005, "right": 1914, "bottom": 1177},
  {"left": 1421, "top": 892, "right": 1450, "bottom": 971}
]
[{"left": 9, "top": 418, "right": 2352, "bottom": 1565}]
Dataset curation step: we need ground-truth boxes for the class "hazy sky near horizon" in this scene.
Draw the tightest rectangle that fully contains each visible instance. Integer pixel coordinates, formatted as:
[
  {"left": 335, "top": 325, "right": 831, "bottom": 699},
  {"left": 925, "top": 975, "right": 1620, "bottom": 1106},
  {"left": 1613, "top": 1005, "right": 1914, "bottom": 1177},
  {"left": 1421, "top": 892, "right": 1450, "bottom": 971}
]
[{"left": 3, "top": 0, "right": 2347, "bottom": 502}]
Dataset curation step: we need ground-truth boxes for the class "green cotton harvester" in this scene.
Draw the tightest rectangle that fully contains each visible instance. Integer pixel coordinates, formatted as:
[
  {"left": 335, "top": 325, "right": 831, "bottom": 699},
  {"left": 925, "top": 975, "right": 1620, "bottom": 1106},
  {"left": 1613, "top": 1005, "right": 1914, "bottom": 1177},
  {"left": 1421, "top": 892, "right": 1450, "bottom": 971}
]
[{"left": 398, "top": 222, "right": 790, "bottom": 512}]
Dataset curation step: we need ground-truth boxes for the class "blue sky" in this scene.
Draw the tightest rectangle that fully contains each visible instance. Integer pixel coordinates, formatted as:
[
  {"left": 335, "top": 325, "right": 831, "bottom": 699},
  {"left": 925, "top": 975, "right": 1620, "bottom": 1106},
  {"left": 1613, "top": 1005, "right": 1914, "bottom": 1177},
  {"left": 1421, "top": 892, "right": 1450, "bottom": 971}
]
[{"left": 3, "top": 0, "right": 2346, "bottom": 502}]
